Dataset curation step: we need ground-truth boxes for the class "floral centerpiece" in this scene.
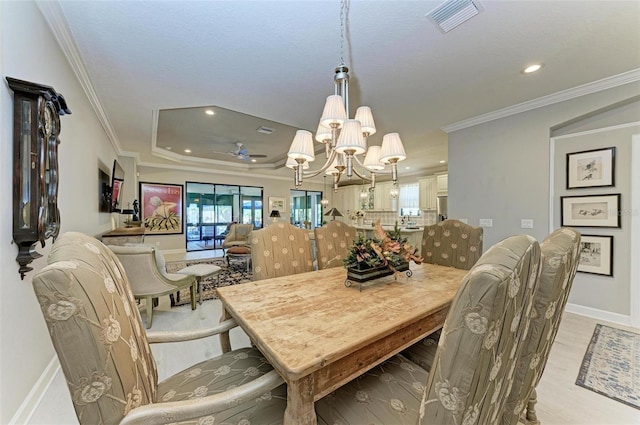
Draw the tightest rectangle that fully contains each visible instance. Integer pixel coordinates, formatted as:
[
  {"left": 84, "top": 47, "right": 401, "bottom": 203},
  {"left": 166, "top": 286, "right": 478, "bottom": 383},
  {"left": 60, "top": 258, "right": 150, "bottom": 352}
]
[
  {"left": 343, "top": 220, "right": 423, "bottom": 285},
  {"left": 349, "top": 209, "right": 365, "bottom": 223}
]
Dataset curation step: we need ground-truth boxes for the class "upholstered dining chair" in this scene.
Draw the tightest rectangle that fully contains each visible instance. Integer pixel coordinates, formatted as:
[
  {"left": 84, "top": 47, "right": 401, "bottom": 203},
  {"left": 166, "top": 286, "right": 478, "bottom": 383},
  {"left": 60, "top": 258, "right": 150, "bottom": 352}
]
[
  {"left": 249, "top": 222, "right": 315, "bottom": 281},
  {"left": 404, "top": 218, "right": 484, "bottom": 368},
  {"left": 314, "top": 220, "right": 357, "bottom": 270},
  {"left": 314, "top": 234, "right": 542, "bottom": 425},
  {"left": 32, "top": 232, "right": 286, "bottom": 425},
  {"left": 421, "top": 219, "right": 484, "bottom": 269},
  {"left": 503, "top": 227, "right": 581, "bottom": 425},
  {"left": 222, "top": 223, "right": 253, "bottom": 253},
  {"left": 108, "top": 244, "right": 197, "bottom": 328}
]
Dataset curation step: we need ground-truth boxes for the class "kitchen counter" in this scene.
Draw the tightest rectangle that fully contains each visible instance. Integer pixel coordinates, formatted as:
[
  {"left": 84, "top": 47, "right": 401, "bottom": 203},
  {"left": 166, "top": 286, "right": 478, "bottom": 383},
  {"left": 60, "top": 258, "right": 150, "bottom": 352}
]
[
  {"left": 354, "top": 225, "right": 424, "bottom": 251},
  {"left": 354, "top": 224, "right": 423, "bottom": 233}
]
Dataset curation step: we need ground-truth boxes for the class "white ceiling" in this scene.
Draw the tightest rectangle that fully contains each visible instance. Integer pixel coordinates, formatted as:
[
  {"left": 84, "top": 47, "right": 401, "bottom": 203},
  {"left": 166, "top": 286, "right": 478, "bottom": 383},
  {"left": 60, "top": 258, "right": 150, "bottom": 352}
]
[{"left": 51, "top": 0, "right": 640, "bottom": 181}]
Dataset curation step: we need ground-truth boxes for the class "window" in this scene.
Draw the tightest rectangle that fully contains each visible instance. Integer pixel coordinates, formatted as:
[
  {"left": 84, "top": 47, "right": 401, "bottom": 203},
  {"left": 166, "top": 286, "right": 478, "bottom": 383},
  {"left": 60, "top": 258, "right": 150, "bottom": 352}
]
[{"left": 399, "top": 183, "right": 420, "bottom": 216}]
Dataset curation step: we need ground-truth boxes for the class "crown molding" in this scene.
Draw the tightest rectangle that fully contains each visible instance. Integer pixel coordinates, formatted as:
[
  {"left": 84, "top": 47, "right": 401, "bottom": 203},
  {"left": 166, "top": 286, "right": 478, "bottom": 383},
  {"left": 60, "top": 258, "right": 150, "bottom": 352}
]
[
  {"left": 36, "top": 1, "right": 122, "bottom": 154},
  {"left": 442, "top": 69, "right": 640, "bottom": 133}
]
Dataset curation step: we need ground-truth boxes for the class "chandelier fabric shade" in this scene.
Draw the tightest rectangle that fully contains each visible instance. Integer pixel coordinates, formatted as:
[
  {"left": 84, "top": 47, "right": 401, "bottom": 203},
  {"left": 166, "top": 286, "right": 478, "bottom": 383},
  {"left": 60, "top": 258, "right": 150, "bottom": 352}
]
[
  {"left": 335, "top": 120, "right": 366, "bottom": 155},
  {"left": 380, "top": 133, "right": 407, "bottom": 163},
  {"left": 288, "top": 130, "right": 315, "bottom": 162},
  {"left": 320, "top": 95, "right": 347, "bottom": 128}
]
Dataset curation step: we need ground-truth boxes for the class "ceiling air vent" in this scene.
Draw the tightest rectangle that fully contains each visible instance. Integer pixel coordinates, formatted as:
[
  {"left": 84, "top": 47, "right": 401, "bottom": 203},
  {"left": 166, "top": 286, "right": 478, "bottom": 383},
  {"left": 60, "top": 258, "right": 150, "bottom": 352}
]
[
  {"left": 256, "top": 126, "right": 275, "bottom": 135},
  {"left": 426, "top": 0, "right": 484, "bottom": 34}
]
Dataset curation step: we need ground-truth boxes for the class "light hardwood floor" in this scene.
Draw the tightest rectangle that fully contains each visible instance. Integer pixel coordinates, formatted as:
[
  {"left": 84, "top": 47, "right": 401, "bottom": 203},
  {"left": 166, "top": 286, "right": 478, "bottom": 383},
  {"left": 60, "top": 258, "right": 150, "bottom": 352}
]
[{"left": 27, "top": 253, "right": 640, "bottom": 424}]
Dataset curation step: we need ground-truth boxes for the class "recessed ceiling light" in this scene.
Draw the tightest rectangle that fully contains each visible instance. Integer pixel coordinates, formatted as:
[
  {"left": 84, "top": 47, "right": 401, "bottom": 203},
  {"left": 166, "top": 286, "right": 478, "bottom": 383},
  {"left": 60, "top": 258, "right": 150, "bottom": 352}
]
[
  {"left": 205, "top": 110, "right": 215, "bottom": 116},
  {"left": 405, "top": 166, "right": 411, "bottom": 170},
  {"left": 165, "top": 146, "right": 172, "bottom": 150},
  {"left": 251, "top": 159, "right": 257, "bottom": 163},
  {"left": 439, "top": 160, "right": 446, "bottom": 164},
  {"left": 522, "top": 63, "right": 544, "bottom": 74},
  {"left": 184, "top": 149, "right": 191, "bottom": 153}
]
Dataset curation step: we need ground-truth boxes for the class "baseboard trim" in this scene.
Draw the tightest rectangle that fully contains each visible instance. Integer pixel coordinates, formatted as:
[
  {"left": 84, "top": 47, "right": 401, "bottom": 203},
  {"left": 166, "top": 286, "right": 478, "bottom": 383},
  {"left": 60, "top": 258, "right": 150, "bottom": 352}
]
[
  {"left": 9, "top": 356, "right": 60, "bottom": 425},
  {"left": 566, "top": 303, "right": 632, "bottom": 327}
]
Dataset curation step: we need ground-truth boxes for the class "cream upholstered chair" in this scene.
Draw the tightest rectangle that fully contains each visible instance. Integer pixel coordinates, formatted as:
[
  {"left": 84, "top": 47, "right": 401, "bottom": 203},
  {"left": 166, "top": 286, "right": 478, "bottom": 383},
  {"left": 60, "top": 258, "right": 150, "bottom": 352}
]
[
  {"left": 249, "top": 222, "right": 314, "bottom": 281},
  {"left": 404, "top": 219, "right": 483, "bottom": 368},
  {"left": 421, "top": 219, "right": 483, "bottom": 270},
  {"left": 314, "top": 234, "right": 542, "bottom": 424},
  {"left": 221, "top": 223, "right": 253, "bottom": 252},
  {"left": 314, "top": 220, "right": 357, "bottom": 270},
  {"left": 504, "top": 227, "right": 581, "bottom": 425},
  {"left": 32, "top": 232, "right": 286, "bottom": 425},
  {"left": 107, "top": 244, "right": 196, "bottom": 328}
]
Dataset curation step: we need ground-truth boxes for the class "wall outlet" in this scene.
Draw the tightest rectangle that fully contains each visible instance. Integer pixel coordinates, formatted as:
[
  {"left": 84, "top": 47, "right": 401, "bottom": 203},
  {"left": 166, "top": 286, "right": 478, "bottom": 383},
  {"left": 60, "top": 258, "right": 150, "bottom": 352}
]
[
  {"left": 521, "top": 219, "right": 534, "bottom": 229},
  {"left": 479, "top": 218, "right": 493, "bottom": 227},
  {"left": 156, "top": 241, "right": 160, "bottom": 246}
]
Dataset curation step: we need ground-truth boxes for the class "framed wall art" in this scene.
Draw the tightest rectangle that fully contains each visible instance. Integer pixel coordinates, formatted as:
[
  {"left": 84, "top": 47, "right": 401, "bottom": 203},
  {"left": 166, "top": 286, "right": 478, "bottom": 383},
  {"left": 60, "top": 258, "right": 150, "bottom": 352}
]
[
  {"left": 566, "top": 146, "right": 615, "bottom": 189},
  {"left": 560, "top": 194, "right": 620, "bottom": 228},
  {"left": 139, "top": 182, "right": 184, "bottom": 234},
  {"left": 269, "top": 196, "right": 285, "bottom": 213},
  {"left": 578, "top": 235, "right": 613, "bottom": 276}
]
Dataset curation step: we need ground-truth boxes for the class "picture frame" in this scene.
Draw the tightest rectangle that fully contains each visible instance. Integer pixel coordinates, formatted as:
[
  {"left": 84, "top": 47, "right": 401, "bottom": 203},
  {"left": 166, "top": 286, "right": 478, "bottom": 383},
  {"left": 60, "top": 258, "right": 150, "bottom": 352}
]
[
  {"left": 139, "top": 182, "right": 184, "bottom": 234},
  {"left": 560, "top": 194, "right": 621, "bottom": 228},
  {"left": 578, "top": 235, "right": 613, "bottom": 276},
  {"left": 268, "top": 196, "right": 285, "bottom": 213},
  {"left": 566, "top": 147, "right": 615, "bottom": 189}
]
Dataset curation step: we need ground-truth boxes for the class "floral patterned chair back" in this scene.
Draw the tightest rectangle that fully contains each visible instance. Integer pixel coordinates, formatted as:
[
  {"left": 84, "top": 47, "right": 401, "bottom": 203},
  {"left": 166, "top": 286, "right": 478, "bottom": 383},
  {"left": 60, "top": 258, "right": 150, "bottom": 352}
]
[
  {"left": 421, "top": 219, "right": 483, "bottom": 270},
  {"left": 503, "top": 227, "right": 581, "bottom": 424},
  {"left": 249, "top": 222, "right": 314, "bottom": 281},
  {"left": 32, "top": 232, "right": 158, "bottom": 424},
  {"left": 314, "top": 221, "right": 357, "bottom": 270},
  {"left": 418, "top": 234, "right": 541, "bottom": 425}
]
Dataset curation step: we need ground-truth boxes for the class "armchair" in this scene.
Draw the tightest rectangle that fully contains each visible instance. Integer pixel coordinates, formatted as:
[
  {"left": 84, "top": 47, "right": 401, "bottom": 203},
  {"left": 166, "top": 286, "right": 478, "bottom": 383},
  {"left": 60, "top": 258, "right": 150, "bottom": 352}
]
[
  {"left": 221, "top": 223, "right": 253, "bottom": 252},
  {"left": 249, "top": 222, "right": 314, "bottom": 280},
  {"left": 313, "top": 220, "right": 356, "bottom": 270},
  {"left": 32, "top": 232, "right": 286, "bottom": 425},
  {"left": 314, "top": 234, "right": 542, "bottom": 424},
  {"left": 107, "top": 244, "right": 197, "bottom": 328}
]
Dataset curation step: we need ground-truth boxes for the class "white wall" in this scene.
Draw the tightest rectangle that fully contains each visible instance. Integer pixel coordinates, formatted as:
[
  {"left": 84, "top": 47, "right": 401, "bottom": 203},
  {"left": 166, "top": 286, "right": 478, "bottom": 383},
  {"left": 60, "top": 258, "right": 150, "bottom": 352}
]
[
  {"left": 448, "top": 82, "right": 640, "bottom": 323},
  {"left": 0, "top": 2, "right": 118, "bottom": 422}
]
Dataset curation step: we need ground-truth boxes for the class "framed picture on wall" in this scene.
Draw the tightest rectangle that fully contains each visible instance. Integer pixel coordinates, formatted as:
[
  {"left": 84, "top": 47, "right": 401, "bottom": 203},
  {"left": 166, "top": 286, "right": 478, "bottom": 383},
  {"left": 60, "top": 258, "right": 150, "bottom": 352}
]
[
  {"left": 566, "top": 146, "right": 615, "bottom": 189},
  {"left": 560, "top": 194, "right": 621, "bottom": 228},
  {"left": 269, "top": 196, "right": 285, "bottom": 213},
  {"left": 139, "top": 182, "right": 184, "bottom": 234},
  {"left": 578, "top": 235, "right": 613, "bottom": 276}
]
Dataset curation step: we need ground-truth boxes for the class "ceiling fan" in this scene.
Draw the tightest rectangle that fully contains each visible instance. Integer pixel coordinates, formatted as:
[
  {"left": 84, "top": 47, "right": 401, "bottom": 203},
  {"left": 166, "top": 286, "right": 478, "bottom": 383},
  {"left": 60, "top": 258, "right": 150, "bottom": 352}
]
[{"left": 214, "top": 142, "right": 267, "bottom": 161}]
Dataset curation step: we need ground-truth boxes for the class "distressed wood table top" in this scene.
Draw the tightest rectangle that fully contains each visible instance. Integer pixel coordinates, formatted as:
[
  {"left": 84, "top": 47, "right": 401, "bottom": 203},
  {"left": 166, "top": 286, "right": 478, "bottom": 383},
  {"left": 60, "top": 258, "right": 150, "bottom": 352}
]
[{"left": 218, "top": 262, "right": 467, "bottom": 425}]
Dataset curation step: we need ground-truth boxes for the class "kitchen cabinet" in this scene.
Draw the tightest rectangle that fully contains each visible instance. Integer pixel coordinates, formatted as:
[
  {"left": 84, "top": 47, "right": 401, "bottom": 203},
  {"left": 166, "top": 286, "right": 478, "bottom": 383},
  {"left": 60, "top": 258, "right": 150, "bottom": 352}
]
[
  {"left": 436, "top": 173, "right": 448, "bottom": 195},
  {"left": 418, "top": 176, "right": 437, "bottom": 210}
]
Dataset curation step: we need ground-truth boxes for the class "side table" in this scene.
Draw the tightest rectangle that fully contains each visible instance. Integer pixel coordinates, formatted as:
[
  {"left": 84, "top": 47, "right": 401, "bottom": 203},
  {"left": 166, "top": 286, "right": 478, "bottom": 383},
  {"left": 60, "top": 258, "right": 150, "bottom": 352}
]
[
  {"left": 176, "top": 264, "right": 221, "bottom": 304},
  {"left": 226, "top": 253, "right": 251, "bottom": 272}
]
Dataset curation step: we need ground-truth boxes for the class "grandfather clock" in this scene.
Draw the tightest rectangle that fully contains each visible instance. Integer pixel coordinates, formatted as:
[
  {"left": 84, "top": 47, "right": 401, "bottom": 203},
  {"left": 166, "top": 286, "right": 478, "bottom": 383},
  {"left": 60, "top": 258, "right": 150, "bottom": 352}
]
[{"left": 6, "top": 77, "right": 71, "bottom": 279}]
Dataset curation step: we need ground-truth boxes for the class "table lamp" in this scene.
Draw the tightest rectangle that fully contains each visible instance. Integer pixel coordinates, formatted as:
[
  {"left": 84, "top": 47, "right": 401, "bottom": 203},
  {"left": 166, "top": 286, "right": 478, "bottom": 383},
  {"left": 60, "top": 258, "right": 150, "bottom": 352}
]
[
  {"left": 269, "top": 209, "right": 281, "bottom": 223},
  {"left": 324, "top": 207, "right": 343, "bottom": 221}
]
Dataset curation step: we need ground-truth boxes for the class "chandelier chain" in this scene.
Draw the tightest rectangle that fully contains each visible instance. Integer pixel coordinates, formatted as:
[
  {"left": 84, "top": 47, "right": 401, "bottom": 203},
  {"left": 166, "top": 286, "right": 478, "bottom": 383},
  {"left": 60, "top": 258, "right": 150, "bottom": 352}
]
[{"left": 339, "top": 0, "right": 346, "bottom": 66}]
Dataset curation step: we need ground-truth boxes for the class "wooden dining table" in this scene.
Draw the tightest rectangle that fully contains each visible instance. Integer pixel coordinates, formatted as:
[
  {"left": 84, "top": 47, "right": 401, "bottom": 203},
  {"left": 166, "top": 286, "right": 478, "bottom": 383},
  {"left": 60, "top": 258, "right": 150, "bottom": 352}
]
[{"left": 217, "top": 262, "right": 468, "bottom": 425}]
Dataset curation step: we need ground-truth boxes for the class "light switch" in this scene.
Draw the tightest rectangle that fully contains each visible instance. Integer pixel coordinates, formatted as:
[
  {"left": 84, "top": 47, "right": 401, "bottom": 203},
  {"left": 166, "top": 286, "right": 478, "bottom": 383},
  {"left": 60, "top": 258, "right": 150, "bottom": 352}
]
[
  {"left": 521, "top": 219, "right": 534, "bottom": 229},
  {"left": 479, "top": 218, "right": 493, "bottom": 227}
]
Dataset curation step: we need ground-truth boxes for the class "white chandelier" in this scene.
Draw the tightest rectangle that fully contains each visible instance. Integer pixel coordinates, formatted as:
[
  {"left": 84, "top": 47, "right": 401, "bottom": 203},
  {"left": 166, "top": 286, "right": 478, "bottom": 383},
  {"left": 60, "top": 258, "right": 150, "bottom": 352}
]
[{"left": 286, "top": 0, "right": 406, "bottom": 193}]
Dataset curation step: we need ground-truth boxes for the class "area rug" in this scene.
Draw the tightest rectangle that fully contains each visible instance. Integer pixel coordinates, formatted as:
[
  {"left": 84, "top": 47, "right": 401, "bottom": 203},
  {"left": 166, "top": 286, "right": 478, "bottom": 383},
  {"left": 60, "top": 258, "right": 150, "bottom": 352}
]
[
  {"left": 165, "top": 257, "right": 252, "bottom": 306},
  {"left": 576, "top": 323, "right": 640, "bottom": 409}
]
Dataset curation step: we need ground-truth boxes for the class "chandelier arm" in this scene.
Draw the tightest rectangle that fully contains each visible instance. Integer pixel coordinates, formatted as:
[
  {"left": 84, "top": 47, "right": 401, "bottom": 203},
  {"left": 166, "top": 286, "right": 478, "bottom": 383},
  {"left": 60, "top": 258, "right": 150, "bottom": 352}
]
[
  {"left": 351, "top": 167, "right": 371, "bottom": 181},
  {"left": 302, "top": 149, "right": 338, "bottom": 179},
  {"left": 352, "top": 155, "right": 392, "bottom": 175}
]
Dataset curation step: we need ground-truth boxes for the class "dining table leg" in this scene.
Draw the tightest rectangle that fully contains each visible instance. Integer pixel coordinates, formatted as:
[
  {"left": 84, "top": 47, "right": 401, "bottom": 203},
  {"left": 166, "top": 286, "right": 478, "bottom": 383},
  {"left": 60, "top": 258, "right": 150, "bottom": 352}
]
[
  {"left": 219, "top": 308, "right": 232, "bottom": 353},
  {"left": 283, "top": 375, "right": 317, "bottom": 425}
]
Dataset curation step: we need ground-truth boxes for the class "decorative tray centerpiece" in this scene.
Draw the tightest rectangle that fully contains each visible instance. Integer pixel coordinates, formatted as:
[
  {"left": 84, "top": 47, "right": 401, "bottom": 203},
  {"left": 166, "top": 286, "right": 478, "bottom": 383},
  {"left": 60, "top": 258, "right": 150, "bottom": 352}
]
[{"left": 344, "top": 220, "right": 423, "bottom": 290}]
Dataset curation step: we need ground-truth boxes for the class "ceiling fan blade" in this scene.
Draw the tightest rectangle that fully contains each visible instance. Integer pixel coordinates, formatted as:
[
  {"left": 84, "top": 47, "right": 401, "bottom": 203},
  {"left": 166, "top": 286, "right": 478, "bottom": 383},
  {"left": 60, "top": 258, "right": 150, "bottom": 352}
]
[{"left": 248, "top": 154, "right": 267, "bottom": 158}]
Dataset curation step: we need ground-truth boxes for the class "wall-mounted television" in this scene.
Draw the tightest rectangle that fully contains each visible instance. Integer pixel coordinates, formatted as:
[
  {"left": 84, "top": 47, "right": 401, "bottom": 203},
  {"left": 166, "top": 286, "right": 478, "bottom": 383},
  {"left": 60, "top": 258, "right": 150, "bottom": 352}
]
[
  {"left": 99, "top": 168, "right": 111, "bottom": 212},
  {"left": 110, "top": 160, "right": 125, "bottom": 212}
]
